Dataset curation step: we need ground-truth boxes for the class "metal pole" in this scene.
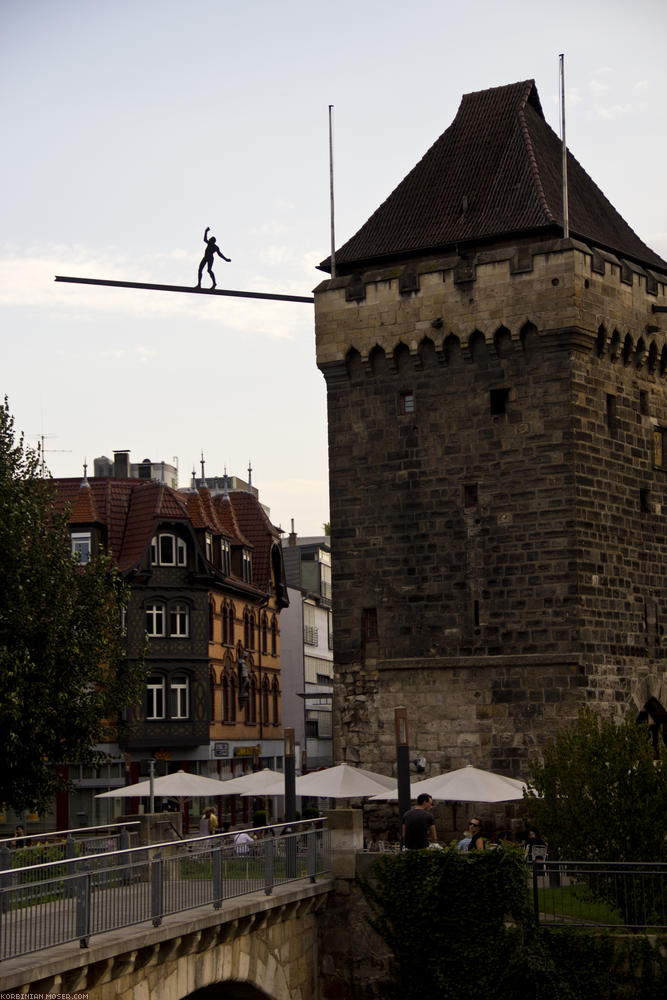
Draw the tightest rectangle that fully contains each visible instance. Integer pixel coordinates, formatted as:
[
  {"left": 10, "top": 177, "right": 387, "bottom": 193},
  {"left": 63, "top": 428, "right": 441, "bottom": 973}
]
[
  {"left": 148, "top": 759, "right": 155, "bottom": 815},
  {"left": 284, "top": 728, "right": 296, "bottom": 823},
  {"left": 54, "top": 275, "right": 314, "bottom": 304},
  {"left": 329, "top": 105, "right": 337, "bottom": 279},
  {"left": 395, "top": 707, "right": 411, "bottom": 842},
  {"left": 560, "top": 53, "right": 569, "bottom": 240}
]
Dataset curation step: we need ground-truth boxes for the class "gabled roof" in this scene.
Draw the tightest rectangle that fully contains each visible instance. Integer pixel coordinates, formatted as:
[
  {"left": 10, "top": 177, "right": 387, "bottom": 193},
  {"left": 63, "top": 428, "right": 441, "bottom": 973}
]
[{"left": 322, "top": 80, "right": 667, "bottom": 275}]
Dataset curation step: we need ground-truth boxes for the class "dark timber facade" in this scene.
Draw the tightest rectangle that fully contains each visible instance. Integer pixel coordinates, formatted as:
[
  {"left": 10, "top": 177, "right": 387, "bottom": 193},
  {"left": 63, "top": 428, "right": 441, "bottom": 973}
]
[{"left": 314, "top": 80, "right": 667, "bottom": 780}]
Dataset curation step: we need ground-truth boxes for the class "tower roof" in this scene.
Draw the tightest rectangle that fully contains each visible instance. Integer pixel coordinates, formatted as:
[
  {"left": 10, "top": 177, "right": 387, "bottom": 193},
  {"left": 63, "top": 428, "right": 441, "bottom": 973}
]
[{"left": 322, "top": 80, "right": 667, "bottom": 275}]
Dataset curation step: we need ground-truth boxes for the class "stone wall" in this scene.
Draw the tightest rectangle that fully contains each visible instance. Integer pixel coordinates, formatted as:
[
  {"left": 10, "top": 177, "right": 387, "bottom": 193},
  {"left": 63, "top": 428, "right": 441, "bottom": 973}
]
[{"left": 315, "top": 238, "right": 667, "bottom": 778}]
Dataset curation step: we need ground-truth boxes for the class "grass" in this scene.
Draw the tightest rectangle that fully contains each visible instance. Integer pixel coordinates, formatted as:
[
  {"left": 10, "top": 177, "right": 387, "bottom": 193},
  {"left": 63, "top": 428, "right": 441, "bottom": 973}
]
[{"left": 537, "top": 882, "right": 623, "bottom": 925}]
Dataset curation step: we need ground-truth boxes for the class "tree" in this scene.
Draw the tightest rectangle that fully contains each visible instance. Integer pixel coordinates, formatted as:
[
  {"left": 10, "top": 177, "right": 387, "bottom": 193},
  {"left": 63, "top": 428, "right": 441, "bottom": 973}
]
[
  {"left": 525, "top": 708, "right": 666, "bottom": 863},
  {"left": 0, "top": 398, "right": 145, "bottom": 813}
]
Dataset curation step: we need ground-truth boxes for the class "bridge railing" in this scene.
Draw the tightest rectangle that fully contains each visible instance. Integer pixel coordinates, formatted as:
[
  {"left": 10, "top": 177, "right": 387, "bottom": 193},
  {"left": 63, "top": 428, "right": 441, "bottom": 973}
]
[
  {"left": 0, "top": 822, "right": 141, "bottom": 873},
  {"left": 0, "top": 821, "right": 330, "bottom": 961}
]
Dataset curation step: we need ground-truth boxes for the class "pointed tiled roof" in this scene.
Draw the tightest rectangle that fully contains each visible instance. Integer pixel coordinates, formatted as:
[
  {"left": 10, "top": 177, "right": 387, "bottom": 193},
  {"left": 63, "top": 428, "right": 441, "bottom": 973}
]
[
  {"left": 323, "top": 80, "right": 667, "bottom": 274},
  {"left": 227, "top": 491, "right": 281, "bottom": 593}
]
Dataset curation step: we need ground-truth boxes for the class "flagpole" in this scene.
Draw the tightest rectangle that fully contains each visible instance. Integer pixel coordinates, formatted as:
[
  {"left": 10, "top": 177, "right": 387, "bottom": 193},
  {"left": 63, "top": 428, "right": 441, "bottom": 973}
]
[
  {"left": 560, "top": 54, "right": 569, "bottom": 239},
  {"left": 329, "top": 104, "right": 337, "bottom": 279}
]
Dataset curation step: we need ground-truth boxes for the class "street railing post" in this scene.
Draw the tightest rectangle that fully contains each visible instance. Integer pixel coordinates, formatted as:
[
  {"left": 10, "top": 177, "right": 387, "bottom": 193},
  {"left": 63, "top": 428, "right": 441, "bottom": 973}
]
[{"left": 151, "top": 851, "right": 163, "bottom": 927}]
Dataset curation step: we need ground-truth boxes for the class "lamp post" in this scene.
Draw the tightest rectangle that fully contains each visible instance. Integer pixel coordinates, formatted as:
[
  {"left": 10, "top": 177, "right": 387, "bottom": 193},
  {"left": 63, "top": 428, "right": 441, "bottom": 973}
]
[
  {"left": 284, "top": 728, "right": 296, "bottom": 823},
  {"left": 395, "top": 707, "right": 411, "bottom": 836}
]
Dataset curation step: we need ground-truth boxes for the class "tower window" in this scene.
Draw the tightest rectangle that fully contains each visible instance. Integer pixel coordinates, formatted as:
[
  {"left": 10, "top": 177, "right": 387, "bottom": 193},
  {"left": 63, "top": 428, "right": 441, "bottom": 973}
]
[
  {"left": 640, "top": 390, "right": 649, "bottom": 416},
  {"left": 400, "top": 392, "right": 415, "bottom": 415},
  {"left": 640, "top": 488, "right": 650, "bottom": 514},
  {"left": 464, "top": 483, "right": 479, "bottom": 508},
  {"left": 490, "top": 388, "right": 509, "bottom": 415},
  {"left": 654, "top": 428, "right": 666, "bottom": 469},
  {"left": 606, "top": 394, "right": 618, "bottom": 432},
  {"left": 363, "top": 608, "right": 378, "bottom": 642}
]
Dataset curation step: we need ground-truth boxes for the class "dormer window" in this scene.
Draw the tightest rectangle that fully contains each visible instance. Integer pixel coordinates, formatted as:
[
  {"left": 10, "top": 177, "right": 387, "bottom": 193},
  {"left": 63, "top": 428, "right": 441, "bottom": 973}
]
[
  {"left": 205, "top": 532, "right": 213, "bottom": 562},
  {"left": 71, "top": 531, "right": 92, "bottom": 565},
  {"left": 150, "top": 533, "right": 187, "bottom": 567},
  {"left": 221, "top": 538, "right": 231, "bottom": 575},
  {"left": 242, "top": 549, "right": 252, "bottom": 583}
]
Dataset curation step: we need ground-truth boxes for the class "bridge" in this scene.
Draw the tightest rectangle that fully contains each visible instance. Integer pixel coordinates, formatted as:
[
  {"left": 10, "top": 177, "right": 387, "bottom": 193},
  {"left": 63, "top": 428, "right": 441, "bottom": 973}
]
[{"left": 0, "top": 819, "right": 344, "bottom": 1000}]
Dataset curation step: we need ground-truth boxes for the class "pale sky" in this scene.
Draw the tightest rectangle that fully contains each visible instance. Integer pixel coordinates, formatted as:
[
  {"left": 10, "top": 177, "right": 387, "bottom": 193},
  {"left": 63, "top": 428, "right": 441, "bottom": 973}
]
[{"left": 2, "top": 0, "right": 666, "bottom": 536}]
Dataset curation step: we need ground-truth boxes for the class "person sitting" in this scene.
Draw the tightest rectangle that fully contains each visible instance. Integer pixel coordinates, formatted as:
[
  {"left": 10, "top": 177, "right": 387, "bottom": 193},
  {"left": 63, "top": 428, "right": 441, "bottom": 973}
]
[
  {"left": 233, "top": 830, "right": 254, "bottom": 855},
  {"left": 467, "top": 817, "right": 485, "bottom": 851}
]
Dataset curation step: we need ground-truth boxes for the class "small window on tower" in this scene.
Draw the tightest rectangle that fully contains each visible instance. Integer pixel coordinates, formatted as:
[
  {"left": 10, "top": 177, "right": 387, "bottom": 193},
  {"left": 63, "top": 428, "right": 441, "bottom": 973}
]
[
  {"left": 363, "top": 608, "right": 378, "bottom": 642},
  {"left": 654, "top": 428, "right": 666, "bottom": 469},
  {"left": 464, "top": 483, "right": 478, "bottom": 508},
  {"left": 606, "top": 394, "right": 618, "bottom": 433},
  {"left": 400, "top": 392, "right": 415, "bottom": 415},
  {"left": 490, "top": 388, "right": 509, "bottom": 416},
  {"left": 640, "top": 488, "right": 650, "bottom": 514},
  {"left": 640, "top": 390, "right": 649, "bottom": 416}
]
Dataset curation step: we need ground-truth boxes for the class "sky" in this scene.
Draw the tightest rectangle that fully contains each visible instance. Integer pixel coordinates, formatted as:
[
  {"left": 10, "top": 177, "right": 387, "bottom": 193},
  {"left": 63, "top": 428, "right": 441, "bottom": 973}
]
[{"left": 2, "top": 0, "right": 666, "bottom": 537}]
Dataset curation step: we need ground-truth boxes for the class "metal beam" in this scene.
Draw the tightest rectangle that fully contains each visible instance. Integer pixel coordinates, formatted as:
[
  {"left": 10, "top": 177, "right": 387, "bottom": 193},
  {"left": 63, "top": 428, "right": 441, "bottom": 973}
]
[{"left": 54, "top": 275, "right": 314, "bottom": 304}]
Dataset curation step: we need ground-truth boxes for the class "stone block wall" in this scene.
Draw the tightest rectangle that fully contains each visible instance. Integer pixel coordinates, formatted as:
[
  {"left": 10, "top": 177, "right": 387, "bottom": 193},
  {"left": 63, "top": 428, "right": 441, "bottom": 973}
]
[{"left": 315, "top": 239, "right": 667, "bottom": 776}]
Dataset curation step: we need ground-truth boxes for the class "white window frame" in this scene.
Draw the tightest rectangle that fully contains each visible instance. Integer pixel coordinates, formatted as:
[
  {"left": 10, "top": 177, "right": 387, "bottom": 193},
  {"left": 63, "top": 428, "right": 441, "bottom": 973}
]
[
  {"left": 169, "top": 675, "right": 189, "bottom": 719},
  {"left": 242, "top": 549, "right": 252, "bottom": 583},
  {"left": 146, "top": 676, "right": 166, "bottom": 719},
  {"left": 71, "top": 531, "right": 92, "bottom": 564},
  {"left": 151, "top": 533, "right": 187, "bottom": 566},
  {"left": 221, "top": 538, "right": 231, "bottom": 575},
  {"left": 146, "top": 602, "right": 166, "bottom": 637},
  {"left": 169, "top": 602, "right": 189, "bottom": 637}
]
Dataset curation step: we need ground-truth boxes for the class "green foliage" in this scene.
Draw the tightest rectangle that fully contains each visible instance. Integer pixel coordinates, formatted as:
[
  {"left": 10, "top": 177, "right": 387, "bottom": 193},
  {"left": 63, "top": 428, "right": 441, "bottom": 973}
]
[
  {"left": 524, "top": 708, "right": 666, "bottom": 864},
  {"left": 0, "top": 398, "right": 145, "bottom": 814},
  {"left": 360, "top": 847, "right": 567, "bottom": 1000},
  {"left": 359, "top": 850, "right": 667, "bottom": 1000}
]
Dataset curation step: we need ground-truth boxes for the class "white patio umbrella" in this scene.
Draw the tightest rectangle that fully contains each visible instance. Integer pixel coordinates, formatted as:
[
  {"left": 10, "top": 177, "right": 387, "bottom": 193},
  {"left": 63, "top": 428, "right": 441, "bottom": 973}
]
[
  {"left": 369, "top": 765, "right": 527, "bottom": 803},
  {"left": 95, "top": 770, "right": 227, "bottom": 799},
  {"left": 214, "top": 768, "right": 282, "bottom": 795},
  {"left": 242, "top": 763, "right": 396, "bottom": 799}
]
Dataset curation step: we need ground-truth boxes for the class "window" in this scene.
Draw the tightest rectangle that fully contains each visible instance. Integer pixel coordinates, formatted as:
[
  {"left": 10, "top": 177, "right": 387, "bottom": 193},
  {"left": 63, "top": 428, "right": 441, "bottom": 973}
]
[
  {"left": 146, "top": 676, "right": 166, "bottom": 719},
  {"left": 146, "top": 603, "right": 166, "bottom": 637},
  {"left": 607, "top": 394, "right": 618, "bottom": 433},
  {"left": 227, "top": 605, "right": 235, "bottom": 645},
  {"left": 640, "top": 488, "right": 650, "bottom": 514},
  {"left": 150, "top": 533, "right": 187, "bottom": 566},
  {"left": 400, "top": 392, "right": 415, "bottom": 415},
  {"left": 242, "top": 549, "right": 252, "bottom": 583},
  {"left": 261, "top": 613, "right": 268, "bottom": 654},
  {"left": 262, "top": 677, "right": 270, "bottom": 723},
  {"left": 363, "top": 608, "right": 378, "bottom": 642},
  {"left": 464, "top": 483, "right": 478, "bottom": 508},
  {"left": 169, "top": 602, "right": 189, "bottom": 637},
  {"left": 221, "top": 538, "right": 231, "bottom": 575},
  {"left": 640, "top": 390, "right": 649, "bottom": 416},
  {"left": 205, "top": 533, "right": 213, "bottom": 562},
  {"left": 654, "top": 428, "right": 666, "bottom": 469},
  {"left": 169, "top": 675, "right": 189, "bottom": 719},
  {"left": 490, "top": 388, "right": 509, "bottom": 416},
  {"left": 71, "top": 532, "right": 92, "bottom": 564},
  {"left": 272, "top": 677, "right": 280, "bottom": 725},
  {"left": 271, "top": 617, "right": 278, "bottom": 655}
]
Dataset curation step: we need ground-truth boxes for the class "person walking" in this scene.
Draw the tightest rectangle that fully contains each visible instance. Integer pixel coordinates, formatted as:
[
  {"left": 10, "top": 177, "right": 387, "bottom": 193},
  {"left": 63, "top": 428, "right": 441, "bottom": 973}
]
[{"left": 401, "top": 793, "right": 437, "bottom": 850}]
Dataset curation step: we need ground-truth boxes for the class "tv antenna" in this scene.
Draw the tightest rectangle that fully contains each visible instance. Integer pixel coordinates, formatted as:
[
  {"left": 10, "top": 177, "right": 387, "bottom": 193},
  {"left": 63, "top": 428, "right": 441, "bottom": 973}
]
[{"left": 30, "top": 434, "right": 72, "bottom": 477}]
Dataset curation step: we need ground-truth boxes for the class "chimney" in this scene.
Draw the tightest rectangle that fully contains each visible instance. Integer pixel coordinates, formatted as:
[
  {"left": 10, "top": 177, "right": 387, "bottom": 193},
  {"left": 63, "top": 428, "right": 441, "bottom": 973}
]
[
  {"left": 113, "top": 450, "right": 130, "bottom": 479},
  {"left": 288, "top": 518, "right": 297, "bottom": 547}
]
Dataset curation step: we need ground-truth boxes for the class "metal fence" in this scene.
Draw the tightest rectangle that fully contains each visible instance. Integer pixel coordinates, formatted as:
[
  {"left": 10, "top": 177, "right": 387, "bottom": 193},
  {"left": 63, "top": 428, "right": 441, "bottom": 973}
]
[
  {"left": 0, "top": 822, "right": 331, "bottom": 961},
  {"left": 530, "top": 860, "right": 667, "bottom": 929},
  {"left": 0, "top": 823, "right": 140, "bottom": 873}
]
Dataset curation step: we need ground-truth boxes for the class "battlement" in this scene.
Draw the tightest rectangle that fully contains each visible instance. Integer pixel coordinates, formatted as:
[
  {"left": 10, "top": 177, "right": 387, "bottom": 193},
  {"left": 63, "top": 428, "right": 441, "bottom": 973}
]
[{"left": 314, "top": 238, "right": 667, "bottom": 373}]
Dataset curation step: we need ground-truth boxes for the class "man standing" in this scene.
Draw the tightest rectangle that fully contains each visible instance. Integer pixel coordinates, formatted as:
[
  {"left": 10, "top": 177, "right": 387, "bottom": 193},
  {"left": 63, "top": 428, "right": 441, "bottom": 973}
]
[
  {"left": 197, "top": 226, "right": 231, "bottom": 288},
  {"left": 402, "top": 793, "right": 437, "bottom": 850}
]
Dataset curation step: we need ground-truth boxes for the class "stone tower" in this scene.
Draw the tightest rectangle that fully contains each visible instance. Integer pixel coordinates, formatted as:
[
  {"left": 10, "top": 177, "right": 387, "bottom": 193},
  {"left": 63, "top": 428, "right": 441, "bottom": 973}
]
[{"left": 314, "top": 80, "right": 667, "bottom": 778}]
